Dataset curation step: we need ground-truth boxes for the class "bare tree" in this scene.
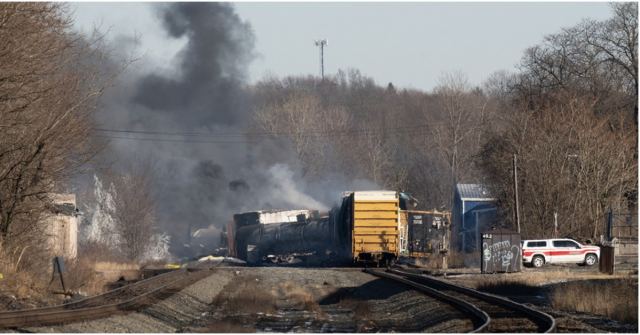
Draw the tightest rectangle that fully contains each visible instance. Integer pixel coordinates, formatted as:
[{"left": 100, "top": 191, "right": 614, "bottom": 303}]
[
  {"left": 359, "top": 129, "right": 392, "bottom": 186},
  {"left": 480, "top": 93, "right": 636, "bottom": 239},
  {"left": 589, "top": 3, "right": 638, "bottom": 99},
  {"left": 109, "top": 160, "right": 157, "bottom": 261},
  {"left": 483, "top": 3, "right": 638, "bottom": 239},
  {"left": 428, "top": 72, "right": 490, "bottom": 206},
  {"left": 516, "top": 3, "right": 637, "bottom": 120},
  {"left": 254, "top": 91, "right": 349, "bottom": 178},
  {"left": 0, "top": 3, "right": 108, "bottom": 250},
  {"left": 250, "top": 12, "right": 636, "bottom": 225}
]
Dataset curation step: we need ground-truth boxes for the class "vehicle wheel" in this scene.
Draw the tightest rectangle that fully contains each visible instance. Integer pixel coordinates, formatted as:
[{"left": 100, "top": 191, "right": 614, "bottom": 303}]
[
  {"left": 584, "top": 254, "right": 598, "bottom": 266},
  {"left": 532, "top": 255, "right": 545, "bottom": 268}
]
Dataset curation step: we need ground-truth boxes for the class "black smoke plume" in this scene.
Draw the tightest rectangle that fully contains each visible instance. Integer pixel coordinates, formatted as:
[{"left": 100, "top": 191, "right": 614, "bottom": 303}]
[
  {"left": 133, "top": 3, "right": 254, "bottom": 127},
  {"left": 86, "top": 3, "right": 377, "bottom": 258}
]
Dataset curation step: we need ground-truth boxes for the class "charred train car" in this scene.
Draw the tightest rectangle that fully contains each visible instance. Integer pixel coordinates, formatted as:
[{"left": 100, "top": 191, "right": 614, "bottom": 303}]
[
  {"left": 227, "top": 191, "right": 402, "bottom": 265},
  {"left": 230, "top": 211, "right": 351, "bottom": 265}
]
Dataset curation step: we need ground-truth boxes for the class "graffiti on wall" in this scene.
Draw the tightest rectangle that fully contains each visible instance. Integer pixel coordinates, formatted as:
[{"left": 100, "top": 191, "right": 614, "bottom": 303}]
[{"left": 482, "top": 237, "right": 522, "bottom": 272}]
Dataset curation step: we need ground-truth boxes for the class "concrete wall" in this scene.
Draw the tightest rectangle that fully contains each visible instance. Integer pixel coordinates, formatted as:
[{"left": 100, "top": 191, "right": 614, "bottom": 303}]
[
  {"left": 94, "top": 261, "right": 140, "bottom": 281},
  {"left": 45, "top": 194, "right": 78, "bottom": 260},
  {"left": 613, "top": 238, "right": 638, "bottom": 270}
]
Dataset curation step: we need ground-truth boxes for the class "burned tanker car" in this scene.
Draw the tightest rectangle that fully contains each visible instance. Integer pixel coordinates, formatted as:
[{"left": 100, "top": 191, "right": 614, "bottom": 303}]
[
  {"left": 228, "top": 208, "right": 348, "bottom": 265},
  {"left": 225, "top": 191, "right": 451, "bottom": 266}
]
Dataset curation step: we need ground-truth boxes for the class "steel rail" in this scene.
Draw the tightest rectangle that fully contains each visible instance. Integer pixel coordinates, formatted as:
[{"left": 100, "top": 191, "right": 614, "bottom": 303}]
[
  {"left": 364, "top": 268, "right": 490, "bottom": 333},
  {"left": 0, "top": 268, "right": 210, "bottom": 329},
  {"left": 388, "top": 269, "right": 556, "bottom": 333},
  {"left": 0, "top": 267, "right": 187, "bottom": 320},
  {"left": 1, "top": 267, "right": 188, "bottom": 320}
]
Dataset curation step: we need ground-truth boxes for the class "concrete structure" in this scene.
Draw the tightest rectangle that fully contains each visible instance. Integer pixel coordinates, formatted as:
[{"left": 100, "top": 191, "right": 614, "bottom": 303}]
[
  {"left": 45, "top": 194, "right": 79, "bottom": 260},
  {"left": 601, "top": 211, "right": 638, "bottom": 272},
  {"left": 94, "top": 261, "right": 140, "bottom": 281},
  {"left": 452, "top": 184, "right": 498, "bottom": 253}
]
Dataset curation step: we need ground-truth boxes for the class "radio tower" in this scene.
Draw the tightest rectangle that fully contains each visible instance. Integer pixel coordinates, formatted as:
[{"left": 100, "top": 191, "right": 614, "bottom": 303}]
[{"left": 314, "top": 39, "right": 328, "bottom": 79}]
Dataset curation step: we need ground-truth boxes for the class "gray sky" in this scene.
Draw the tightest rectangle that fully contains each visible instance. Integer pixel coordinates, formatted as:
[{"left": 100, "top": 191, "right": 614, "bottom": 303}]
[{"left": 71, "top": 2, "right": 613, "bottom": 91}]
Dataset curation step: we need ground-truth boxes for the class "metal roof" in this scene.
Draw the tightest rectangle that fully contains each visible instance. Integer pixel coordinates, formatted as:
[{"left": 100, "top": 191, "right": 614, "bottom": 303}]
[{"left": 456, "top": 184, "right": 495, "bottom": 201}]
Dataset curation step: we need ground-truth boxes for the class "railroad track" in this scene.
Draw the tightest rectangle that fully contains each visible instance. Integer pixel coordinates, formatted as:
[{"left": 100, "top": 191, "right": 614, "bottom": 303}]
[
  {"left": 0, "top": 267, "right": 212, "bottom": 329},
  {"left": 364, "top": 268, "right": 556, "bottom": 333}
]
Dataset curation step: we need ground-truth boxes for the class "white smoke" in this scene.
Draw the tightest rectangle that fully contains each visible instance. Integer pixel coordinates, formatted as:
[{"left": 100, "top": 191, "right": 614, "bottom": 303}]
[
  {"left": 142, "top": 232, "right": 172, "bottom": 261},
  {"left": 82, "top": 174, "right": 121, "bottom": 249},
  {"left": 266, "top": 164, "right": 329, "bottom": 211},
  {"left": 81, "top": 174, "right": 172, "bottom": 262}
]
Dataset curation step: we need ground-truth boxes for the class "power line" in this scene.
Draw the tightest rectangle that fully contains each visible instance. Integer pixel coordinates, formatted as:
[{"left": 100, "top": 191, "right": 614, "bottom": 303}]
[
  {"left": 94, "top": 126, "right": 438, "bottom": 145},
  {"left": 91, "top": 120, "right": 462, "bottom": 145},
  {"left": 93, "top": 123, "right": 441, "bottom": 138},
  {"left": 94, "top": 135, "right": 259, "bottom": 144}
]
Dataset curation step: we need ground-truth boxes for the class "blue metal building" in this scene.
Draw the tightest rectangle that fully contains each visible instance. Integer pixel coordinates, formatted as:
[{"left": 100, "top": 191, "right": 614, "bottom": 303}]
[{"left": 452, "top": 184, "right": 498, "bottom": 252}]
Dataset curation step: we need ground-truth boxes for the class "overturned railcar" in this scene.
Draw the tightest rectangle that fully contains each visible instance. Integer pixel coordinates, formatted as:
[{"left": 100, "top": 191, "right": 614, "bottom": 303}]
[
  {"left": 232, "top": 212, "right": 351, "bottom": 265},
  {"left": 228, "top": 191, "right": 404, "bottom": 265}
]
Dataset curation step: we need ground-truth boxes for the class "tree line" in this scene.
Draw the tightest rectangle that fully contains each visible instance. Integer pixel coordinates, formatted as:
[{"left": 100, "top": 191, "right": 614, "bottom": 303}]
[
  {"left": 0, "top": 3, "right": 158, "bottom": 271},
  {"left": 250, "top": 3, "right": 637, "bottom": 240},
  {"left": 0, "top": 3, "right": 636, "bottom": 274}
]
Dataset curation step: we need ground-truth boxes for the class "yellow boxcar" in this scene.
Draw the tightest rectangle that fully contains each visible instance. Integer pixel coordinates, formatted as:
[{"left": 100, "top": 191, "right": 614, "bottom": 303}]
[{"left": 351, "top": 191, "right": 399, "bottom": 264}]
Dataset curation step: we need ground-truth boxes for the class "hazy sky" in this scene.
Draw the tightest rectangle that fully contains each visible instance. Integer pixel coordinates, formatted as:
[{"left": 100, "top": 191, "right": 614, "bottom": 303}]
[{"left": 71, "top": 2, "right": 614, "bottom": 91}]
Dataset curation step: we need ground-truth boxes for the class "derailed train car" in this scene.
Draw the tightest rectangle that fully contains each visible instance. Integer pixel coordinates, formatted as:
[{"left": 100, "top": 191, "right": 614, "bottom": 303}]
[
  {"left": 230, "top": 211, "right": 351, "bottom": 265},
  {"left": 226, "top": 191, "right": 405, "bottom": 265}
]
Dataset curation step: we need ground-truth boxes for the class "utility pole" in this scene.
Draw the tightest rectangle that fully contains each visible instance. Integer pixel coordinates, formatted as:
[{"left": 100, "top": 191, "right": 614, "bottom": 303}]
[
  {"left": 314, "top": 39, "right": 328, "bottom": 79},
  {"left": 513, "top": 154, "right": 521, "bottom": 233}
]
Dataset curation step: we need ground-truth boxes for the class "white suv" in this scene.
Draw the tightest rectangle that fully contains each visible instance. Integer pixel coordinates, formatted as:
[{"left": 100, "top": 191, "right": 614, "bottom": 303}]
[{"left": 522, "top": 238, "right": 600, "bottom": 268}]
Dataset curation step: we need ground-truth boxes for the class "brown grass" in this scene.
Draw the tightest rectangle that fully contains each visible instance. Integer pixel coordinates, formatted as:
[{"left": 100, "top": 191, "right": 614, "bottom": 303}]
[
  {"left": 446, "top": 250, "right": 467, "bottom": 268},
  {"left": 551, "top": 279, "right": 638, "bottom": 324},
  {"left": 194, "top": 320, "right": 256, "bottom": 333},
  {"left": 450, "top": 269, "right": 634, "bottom": 289},
  {"left": 0, "top": 241, "right": 128, "bottom": 302},
  {"left": 0, "top": 270, "right": 42, "bottom": 298},
  {"left": 213, "top": 276, "right": 277, "bottom": 314},
  {"left": 63, "top": 258, "right": 107, "bottom": 295},
  {"left": 70, "top": 242, "right": 138, "bottom": 295},
  {"left": 413, "top": 255, "right": 444, "bottom": 269},
  {"left": 79, "top": 241, "right": 127, "bottom": 263},
  {"left": 273, "top": 281, "right": 322, "bottom": 313},
  {"left": 476, "top": 279, "right": 541, "bottom": 296},
  {"left": 469, "top": 273, "right": 638, "bottom": 325},
  {"left": 0, "top": 243, "right": 58, "bottom": 309}
]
